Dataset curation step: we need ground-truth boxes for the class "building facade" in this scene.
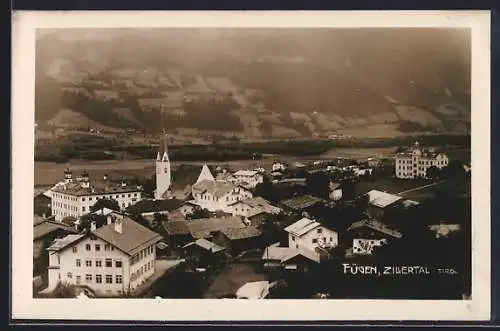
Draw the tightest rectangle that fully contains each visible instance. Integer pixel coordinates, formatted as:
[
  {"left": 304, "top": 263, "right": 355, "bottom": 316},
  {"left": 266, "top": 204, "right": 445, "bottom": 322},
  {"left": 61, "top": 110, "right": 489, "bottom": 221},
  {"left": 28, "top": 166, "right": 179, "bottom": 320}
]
[
  {"left": 47, "top": 215, "right": 162, "bottom": 296},
  {"left": 395, "top": 142, "right": 449, "bottom": 179},
  {"left": 232, "top": 170, "right": 264, "bottom": 189},
  {"left": 50, "top": 170, "right": 143, "bottom": 222},
  {"left": 284, "top": 217, "right": 338, "bottom": 252},
  {"left": 191, "top": 166, "right": 254, "bottom": 212}
]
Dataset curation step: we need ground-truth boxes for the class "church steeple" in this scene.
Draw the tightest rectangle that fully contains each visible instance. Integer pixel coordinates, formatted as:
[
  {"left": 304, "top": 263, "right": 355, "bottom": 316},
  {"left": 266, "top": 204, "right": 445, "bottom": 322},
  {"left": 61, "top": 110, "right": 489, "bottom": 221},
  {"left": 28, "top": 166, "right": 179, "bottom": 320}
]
[{"left": 155, "top": 105, "right": 171, "bottom": 200}]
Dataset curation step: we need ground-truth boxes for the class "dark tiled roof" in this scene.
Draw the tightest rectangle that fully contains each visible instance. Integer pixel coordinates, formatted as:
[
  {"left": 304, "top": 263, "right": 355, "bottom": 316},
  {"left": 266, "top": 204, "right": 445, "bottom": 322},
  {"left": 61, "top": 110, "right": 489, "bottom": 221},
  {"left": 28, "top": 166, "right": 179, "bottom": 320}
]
[
  {"left": 219, "top": 226, "right": 262, "bottom": 240},
  {"left": 33, "top": 221, "right": 75, "bottom": 240},
  {"left": 126, "top": 198, "right": 184, "bottom": 214},
  {"left": 192, "top": 180, "right": 246, "bottom": 199},
  {"left": 92, "top": 215, "right": 163, "bottom": 256},
  {"left": 186, "top": 216, "right": 246, "bottom": 239},
  {"left": 51, "top": 180, "right": 142, "bottom": 196},
  {"left": 162, "top": 220, "right": 190, "bottom": 235},
  {"left": 280, "top": 195, "right": 324, "bottom": 210}
]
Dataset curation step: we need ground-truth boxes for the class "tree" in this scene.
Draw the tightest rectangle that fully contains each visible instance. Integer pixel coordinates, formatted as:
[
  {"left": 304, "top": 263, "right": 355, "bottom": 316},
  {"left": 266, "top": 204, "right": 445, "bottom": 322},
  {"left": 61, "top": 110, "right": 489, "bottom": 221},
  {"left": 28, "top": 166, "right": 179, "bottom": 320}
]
[
  {"left": 426, "top": 166, "right": 441, "bottom": 179},
  {"left": 305, "top": 172, "right": 330, "bottom": 200},
  {"left": 90, "top": 198, "right": 120, "bottom": 213},
  {"left": 187, "top": 208, "right": 211, "bottom": 220},
  {"left": 254, "top": 178, "right": 278, "bottom": 203}
]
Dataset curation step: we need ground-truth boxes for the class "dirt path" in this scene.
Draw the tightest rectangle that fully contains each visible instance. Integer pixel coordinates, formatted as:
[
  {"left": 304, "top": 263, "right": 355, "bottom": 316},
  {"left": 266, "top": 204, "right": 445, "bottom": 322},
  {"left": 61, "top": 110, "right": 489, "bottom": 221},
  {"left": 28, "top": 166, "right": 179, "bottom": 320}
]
[{"left": 396, "top": 180, "right": 446, "bottom": 195}]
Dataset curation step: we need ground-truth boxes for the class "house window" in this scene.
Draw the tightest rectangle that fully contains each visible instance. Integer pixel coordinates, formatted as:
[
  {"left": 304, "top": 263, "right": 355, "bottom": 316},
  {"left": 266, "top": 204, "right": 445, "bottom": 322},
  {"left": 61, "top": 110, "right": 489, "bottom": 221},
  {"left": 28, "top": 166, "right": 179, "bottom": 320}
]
[
  {"left": 95, "top": 259, "right": 102, "bottom": 267},
  {"left": 312, "top": 238, "right": 318, "bottom": 244},
  {"left": 291, "top": 236, "right": 296, "bottom": 241},
  {"left": 76, "top": 276, "right": 81, "bottom": 285},
  {"left": 67, "top": 272, "right": 72, "bottom": 279},
  {"left": 105, "top": 259, "right": 112, "bottom": 267},
  {"left": 82, "top": 207, "right": 86, "bottom": 212},
  {"left": 116, "top": 275, "right": 123, "bottom": 284},
  {"left": 72, "top": 247, "right": 77, "bottom": 253},
  {"left": 85, "top": 274, "right": 92, "bottom": 283},
  {"left": 105, "top": 244, "right": 111, "bottom": 251},
  {"left": 96, "top": 275, "right": 102, "bottom": 283},
  {"left": 95, "top": 244, "right": 101, "bottom": 251},
  {"left": 89, "top": 197, "right": 93, "bottom": 201},
  {"left": 86, "top": 244, "right": 91, "bottom": 251},
  {"left": 76, "top": 259, "right": 81, "bottom": 267},
  {"left": 115, "top": 260, "right": 122, "bottom": 268},
  {"left": 317, "top": 228, "right": 322, "bottom": 234},
  {"left": 106, "top": 275, "right": 113, "bottom": 284},
  {"left": 85, "top": 260, "right": 92, "bottom": 267},
  {"left": 82, "top": 198, "right": 86, "bottom": 201}
]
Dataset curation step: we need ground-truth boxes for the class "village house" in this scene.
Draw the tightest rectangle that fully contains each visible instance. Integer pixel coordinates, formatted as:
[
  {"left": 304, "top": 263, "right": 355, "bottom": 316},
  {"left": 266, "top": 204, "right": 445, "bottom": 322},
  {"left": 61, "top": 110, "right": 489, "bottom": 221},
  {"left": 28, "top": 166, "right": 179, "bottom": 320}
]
[
  {"left": 182, "top": 238, "right": 226, "bottom": 267},
  {"left": 50, "top": 169, "right": 143, "bottom": 222},
  {"left": 280, "top": 194, "right": 325, "bottom": 217},
  {"left": 347, "top": 219, "right": 403, "bottom": 255},
  {"left": 33, "top": 215, "right": 76, "bottom": 276},
  {"left": 211, "top": 226, "right": 263, "bottom": 256},
  {"left": 367, "top": 157, "right": 381, "bottom": 168},
  {"left": 395, "top": 141, "right": 449, "bottom": 179},
  {"left": 227, "top": 197, "right": 282, "bottom": 218},
  {"left": 366, "top": 190, "right": 403, "bottom": 219},
  {"left": 329, "top": 182, "right": 343, "bottom": 201},
  {"left": 162, "top": 220, "right": 193, "bottom": 249},
  {"left": 92, "top": 90, "right": 122, "bottom": 102},
  {"left": 272, "top": 162, "right": 287, "bottom": 172},
  {"left": 261, "top": 245, "right": 321, "bottom": 272},
  {"left": 191, "top": 176, "right": 253, "bottom": 212},
  {"left": 232, "top": 170, "right": 264, "bottom": 189},
  {"left": 46, "top": 214, "right": 162, "bottom": 297},
  {"left": 284, "top": 217, "right": 338, "bottom": 253}
]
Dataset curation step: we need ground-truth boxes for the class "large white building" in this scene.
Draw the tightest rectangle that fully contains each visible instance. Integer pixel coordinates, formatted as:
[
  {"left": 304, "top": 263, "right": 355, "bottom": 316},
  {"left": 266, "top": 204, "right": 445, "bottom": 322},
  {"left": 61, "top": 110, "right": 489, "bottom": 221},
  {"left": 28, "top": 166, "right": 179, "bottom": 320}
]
[
  {"left": 394, "top": 142, "right": 449, "bottom": 179},
  {"left": 46, "top": 214, "right": 162, "bottom": 297},
  {"left": 50, "top": 170, "right": 143, "bottom": 222}
]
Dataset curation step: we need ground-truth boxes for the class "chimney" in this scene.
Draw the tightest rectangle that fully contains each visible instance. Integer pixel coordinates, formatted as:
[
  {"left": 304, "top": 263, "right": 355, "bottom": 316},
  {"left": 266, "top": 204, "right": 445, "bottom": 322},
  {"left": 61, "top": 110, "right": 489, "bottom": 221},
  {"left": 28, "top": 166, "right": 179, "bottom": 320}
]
[
  {"left": 114, "top": 217, "right": 123, "bottom": 234},
  {"left": 90, "top": 221, "right": 96, "bottom": 231},
  {"left": 121, "top": 180, "right": 127, "bottom": 187},
  {"left": 103, "top": 174, "right": 108, "bottom": 181}
]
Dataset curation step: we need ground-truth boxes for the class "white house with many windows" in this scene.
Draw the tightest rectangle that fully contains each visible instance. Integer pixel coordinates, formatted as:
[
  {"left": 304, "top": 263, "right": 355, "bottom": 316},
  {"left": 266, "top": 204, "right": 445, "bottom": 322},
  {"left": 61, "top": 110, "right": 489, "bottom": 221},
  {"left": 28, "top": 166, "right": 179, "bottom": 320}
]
[
  {"left": 50, "top": 169, "right": 143, "bottom": 222},
  {"left": 395, "top": 141, "right": 449, "bottom": 179},
  {"left": 284, "top": 217, "right": 338, "bottom": 252},
  {"left": 46, "top": 214, "right": 162, "bottom": 297},
  {"left": 232, "top": 170, "right": 264, "bottom": 189},
  {"left": 191, "top": 179, "right": 253, "bottom": 212}
]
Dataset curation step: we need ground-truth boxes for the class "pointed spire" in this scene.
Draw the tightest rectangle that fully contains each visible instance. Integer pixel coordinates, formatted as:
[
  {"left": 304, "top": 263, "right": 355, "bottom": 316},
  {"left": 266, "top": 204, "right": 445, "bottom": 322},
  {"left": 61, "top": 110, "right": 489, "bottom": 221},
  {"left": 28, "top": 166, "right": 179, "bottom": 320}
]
[{"left": 157, "top": 104, "right": 169, "bottom": 160}]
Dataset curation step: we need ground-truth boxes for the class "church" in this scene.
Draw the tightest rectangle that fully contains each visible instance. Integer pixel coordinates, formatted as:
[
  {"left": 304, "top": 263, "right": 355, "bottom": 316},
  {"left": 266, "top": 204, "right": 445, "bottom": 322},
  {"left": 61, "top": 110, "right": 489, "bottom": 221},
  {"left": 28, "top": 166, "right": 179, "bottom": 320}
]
[{"left": 153, "top": 132, "right": 253, "bottom": 212}]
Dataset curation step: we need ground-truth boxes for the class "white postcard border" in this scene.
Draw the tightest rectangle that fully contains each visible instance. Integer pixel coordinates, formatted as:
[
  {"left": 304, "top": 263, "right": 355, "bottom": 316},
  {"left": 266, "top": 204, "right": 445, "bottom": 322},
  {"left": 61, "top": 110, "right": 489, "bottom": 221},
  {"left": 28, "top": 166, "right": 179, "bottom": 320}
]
[{"left": 11, "top": 10, "right": 491, "bottom": 321}]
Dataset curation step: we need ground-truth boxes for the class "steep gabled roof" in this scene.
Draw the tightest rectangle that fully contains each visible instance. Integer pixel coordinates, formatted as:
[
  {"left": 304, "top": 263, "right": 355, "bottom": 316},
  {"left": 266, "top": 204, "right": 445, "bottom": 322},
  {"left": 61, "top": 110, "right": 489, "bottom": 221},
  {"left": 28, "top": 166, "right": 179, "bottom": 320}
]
[
  {"left": 183, "top": 238, "right": 226, "bottom": 253},
  {"left": 284, "top": 217, "right": 322, "bottom": 237},
  {"left": 280, "top": 248, "right": 321, "bottom": 263},
  {"left": 366, "top": 190, "right": 402, "bottom": 208},
  {"left": 195, "top": 164, "right": 215, "bottom": 185},
  {"left": 92, "top": 216, "right": 163, "bottom": 256}
]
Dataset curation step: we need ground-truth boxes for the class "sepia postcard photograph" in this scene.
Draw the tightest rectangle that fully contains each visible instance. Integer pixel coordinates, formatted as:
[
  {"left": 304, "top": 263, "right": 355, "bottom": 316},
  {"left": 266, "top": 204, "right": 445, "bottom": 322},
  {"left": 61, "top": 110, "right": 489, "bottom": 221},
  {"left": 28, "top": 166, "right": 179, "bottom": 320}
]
[{"left": 11, "top": 10, "right": 491, "bottom": 322}]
